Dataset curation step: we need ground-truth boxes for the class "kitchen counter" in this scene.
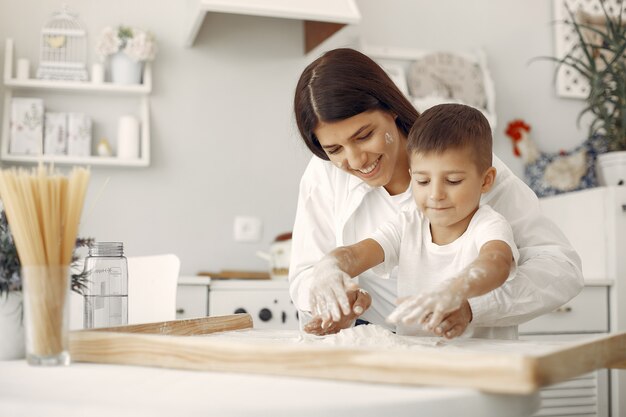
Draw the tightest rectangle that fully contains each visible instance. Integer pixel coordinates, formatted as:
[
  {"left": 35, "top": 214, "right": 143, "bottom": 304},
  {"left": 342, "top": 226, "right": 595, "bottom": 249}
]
[
  {"left": 177, "top": 275, "right": 211, "bottom": 286},
  {"left": 0, "top": 360, "right": 538, "bottom": 417}
]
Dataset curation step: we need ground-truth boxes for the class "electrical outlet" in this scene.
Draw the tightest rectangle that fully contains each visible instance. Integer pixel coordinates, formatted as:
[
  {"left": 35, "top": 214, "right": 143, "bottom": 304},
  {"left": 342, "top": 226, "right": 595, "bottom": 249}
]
[{"left": 233, "top": 216, "right": 262, "bottom": 242}]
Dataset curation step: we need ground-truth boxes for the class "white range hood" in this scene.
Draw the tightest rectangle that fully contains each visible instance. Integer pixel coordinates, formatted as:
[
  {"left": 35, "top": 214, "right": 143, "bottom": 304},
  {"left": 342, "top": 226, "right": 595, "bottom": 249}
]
[{"left": 184, "top": 0, "right": 361, "bottom": 53}]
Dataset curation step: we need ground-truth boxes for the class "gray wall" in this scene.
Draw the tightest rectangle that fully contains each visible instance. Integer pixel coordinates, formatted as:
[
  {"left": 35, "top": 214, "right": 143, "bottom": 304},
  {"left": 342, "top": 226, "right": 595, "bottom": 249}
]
[{"left": 0, "top": 0, "right": 587, "bottom": 275}]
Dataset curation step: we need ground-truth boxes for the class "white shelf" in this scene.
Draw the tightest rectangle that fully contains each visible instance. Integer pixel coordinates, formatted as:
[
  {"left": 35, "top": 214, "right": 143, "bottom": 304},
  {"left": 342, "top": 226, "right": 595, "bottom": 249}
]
[
  {"left": 184, "top": 0, "right": 360, "bottom": 52},
  {"left": 0, "top": 153, "right": 149, "bottom": 167},
  {"left": 4, "top": 76, "right": 151, "bottom": 95},
  {"left": 1, "top": 38, "right": 151, "bottom": 167}
]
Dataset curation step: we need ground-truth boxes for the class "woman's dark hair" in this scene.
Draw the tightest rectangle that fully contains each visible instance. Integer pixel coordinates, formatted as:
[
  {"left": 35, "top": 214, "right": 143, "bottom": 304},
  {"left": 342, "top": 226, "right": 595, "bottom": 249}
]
[{"left": 294, "top": 48, "right": 419, "bottom": 160}]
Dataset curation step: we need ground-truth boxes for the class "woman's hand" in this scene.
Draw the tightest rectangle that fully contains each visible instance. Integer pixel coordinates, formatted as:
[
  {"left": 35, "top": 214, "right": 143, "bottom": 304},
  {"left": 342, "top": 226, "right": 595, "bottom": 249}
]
[
  {"left": 432, "top": 300, "right": 473, "bottom": 339},
  {"left": 387, "top": 278, "right": 469, "bottom": 331},
  {"left": 304, "top": 288, "right": 371, "bottom": 336},
  {"left": 309, "top": 255, "right": 358, "bottom": 324}
]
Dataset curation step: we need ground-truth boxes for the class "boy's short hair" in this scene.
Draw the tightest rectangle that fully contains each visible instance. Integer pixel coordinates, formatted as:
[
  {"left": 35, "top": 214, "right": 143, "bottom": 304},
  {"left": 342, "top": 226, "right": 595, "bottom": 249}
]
[{"left": 407, "top": 103, "right": 492, "bottom": 173}]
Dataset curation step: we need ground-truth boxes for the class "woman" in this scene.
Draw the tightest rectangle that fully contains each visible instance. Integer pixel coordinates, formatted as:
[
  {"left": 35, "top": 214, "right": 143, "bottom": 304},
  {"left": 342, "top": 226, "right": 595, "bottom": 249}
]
[{"left": 289, "top": 48, "right": 583, "bottom": 337}]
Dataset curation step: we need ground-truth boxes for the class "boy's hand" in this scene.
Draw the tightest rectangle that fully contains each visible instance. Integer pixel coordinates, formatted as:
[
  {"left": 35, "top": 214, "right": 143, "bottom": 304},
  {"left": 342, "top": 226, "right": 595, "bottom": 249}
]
[
  {"left": 387, "top": 279, "right": 469, "bottom": 330},
  {"left": 304, "top": 288, "right": 371, "bottom": 336},
  {"left": 432, "top": 300, "right": 473, "bottom": 339}
]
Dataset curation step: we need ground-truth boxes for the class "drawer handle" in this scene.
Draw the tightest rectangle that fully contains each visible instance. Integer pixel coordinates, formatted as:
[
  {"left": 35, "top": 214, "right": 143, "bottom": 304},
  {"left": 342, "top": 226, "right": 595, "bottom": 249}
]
[
  {"left": 553, "top": 306, "right": 572, "bottom": 313},
  {"left": 176, "top": 308, "right": 185, "bottom": 314}
]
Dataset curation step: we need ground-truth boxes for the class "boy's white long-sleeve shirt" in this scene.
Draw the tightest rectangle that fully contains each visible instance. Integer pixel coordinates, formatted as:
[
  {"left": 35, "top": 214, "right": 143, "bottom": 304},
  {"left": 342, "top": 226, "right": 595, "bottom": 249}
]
[{"left": 288, "top": 155, "right": 584, "bottom": 329}]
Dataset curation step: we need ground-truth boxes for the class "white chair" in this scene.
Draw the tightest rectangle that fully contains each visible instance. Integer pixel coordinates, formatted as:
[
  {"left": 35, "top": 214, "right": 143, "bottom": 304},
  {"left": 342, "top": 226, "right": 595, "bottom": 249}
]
[
  {"left": 127, "top": 253, "right": 180, "bottom": 325},
  {"left": 69, "top": 253, "right": 180, "bottom": 329}
]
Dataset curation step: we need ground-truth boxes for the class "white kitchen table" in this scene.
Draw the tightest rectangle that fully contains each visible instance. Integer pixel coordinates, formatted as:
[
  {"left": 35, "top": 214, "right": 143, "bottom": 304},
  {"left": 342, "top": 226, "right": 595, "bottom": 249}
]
[{"left": 0, "top": 360, "right": 538, "bottom": 417}]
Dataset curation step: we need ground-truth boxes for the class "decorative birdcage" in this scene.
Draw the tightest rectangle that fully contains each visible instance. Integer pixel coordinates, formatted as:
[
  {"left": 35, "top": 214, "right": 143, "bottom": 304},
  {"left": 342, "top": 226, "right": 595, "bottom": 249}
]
[{"left": 36, "top": 5, "right": 88, "bottom": 81}]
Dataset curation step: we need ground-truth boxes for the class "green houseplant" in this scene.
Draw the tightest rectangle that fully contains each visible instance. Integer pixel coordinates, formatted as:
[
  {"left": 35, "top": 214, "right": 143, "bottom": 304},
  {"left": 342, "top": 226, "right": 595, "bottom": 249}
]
[
  {"left": 550, "top": 0, "right": 626, "bottom": 184},
  {"left": 556, "top": 0, "right": 625, "bottom": 149}
]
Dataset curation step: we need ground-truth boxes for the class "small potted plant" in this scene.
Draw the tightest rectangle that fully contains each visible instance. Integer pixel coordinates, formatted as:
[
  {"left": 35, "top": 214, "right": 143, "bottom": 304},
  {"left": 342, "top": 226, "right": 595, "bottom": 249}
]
[
  {"left": 96, "top": 25, "right": 157, "bottom": 85},
  {"left": 0, "top": 207, "right": 93, "bottom": 359},
  {"left": 548, "top": 0, "right": 626, "bottom": 185}
]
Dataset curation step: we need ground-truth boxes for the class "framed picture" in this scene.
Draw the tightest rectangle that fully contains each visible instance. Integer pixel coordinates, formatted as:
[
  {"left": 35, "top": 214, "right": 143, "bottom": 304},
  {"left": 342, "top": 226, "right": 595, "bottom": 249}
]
[{"left": 552, "top": 0, "right": 626, "bottom": 98}]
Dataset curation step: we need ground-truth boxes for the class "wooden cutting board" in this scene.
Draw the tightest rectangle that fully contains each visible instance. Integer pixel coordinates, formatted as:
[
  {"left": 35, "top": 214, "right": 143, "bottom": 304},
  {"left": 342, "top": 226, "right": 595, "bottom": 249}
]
[{"left": 69, "top": 315, "right": 626, "bottom": 394}]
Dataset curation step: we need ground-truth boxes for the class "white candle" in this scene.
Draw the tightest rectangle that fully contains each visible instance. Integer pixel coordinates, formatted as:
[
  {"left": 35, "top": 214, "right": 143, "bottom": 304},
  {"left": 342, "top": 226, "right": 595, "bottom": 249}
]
[
  {"left": 117, "top": 115, "right": 140, "bottom": 159},
  {"left": 16, "top": 59, "right": 30, "bottom": 80},
  {"left": 91, "top": 63, "right": 104, "bottom": 84}
]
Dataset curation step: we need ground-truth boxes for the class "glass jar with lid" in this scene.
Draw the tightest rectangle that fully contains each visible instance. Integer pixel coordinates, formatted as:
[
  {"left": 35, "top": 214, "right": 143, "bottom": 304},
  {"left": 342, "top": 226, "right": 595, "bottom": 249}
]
[{"left": 83, "top": 242, "right": 128, "bottom": 329}]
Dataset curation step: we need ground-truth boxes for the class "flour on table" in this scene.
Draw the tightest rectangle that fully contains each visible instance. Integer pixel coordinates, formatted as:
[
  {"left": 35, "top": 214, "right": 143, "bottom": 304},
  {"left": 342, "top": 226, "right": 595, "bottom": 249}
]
[
  {"left": 200, "top": 324, "right": 568, "bottom": 355},
  {"left": 304, "top": 324, "right": 445, "bottom": 349},
  {"left": 200, "top": 325, "right": 447, "bottom": 349}
]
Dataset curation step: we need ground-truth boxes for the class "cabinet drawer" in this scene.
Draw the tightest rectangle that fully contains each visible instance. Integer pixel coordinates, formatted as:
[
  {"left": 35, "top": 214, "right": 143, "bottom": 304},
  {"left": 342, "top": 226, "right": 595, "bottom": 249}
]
[{"left": 519, "top": 286, "right": 608, "bottom": 334}]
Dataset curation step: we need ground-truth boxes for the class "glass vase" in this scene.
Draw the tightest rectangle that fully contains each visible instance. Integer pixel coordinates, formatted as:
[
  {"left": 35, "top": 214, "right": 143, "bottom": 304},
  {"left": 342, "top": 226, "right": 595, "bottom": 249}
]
[{"left": 21, "top": 265, "right": 70, "bottom": 366}]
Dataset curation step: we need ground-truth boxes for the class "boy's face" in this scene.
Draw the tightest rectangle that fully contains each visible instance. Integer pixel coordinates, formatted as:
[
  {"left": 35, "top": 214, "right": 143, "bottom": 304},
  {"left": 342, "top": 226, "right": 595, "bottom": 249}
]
[{"left": 410, "top": 146, "right": 494, "bottom": 243}]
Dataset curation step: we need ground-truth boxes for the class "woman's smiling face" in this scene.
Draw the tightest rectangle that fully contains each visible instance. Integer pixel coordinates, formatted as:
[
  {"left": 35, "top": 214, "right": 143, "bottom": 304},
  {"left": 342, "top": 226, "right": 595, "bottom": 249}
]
[{"left": 314, "top": 110, "right": 409, "bottom": 194}]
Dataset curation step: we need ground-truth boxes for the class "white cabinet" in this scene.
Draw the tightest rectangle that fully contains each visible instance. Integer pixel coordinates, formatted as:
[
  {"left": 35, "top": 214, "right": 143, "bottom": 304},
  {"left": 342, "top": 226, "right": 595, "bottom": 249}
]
[
  {"left": 183, "top": 0, "right": 361, "bottom": 54},
  {"left": 1, "top": 38, "right": 151, "bottom": 167},
  {"left": 520, "top": 285, "right": 609, "bottom": 334},
  {"left": 175, "top": 276, "right": 210, "bottom": 320},
  {"left": 519, "top": 285, "right": 610, "bottom": 417},
  {"left": 175, "top": 277, "right": 299, "bottom": 329},
  {"left": 208, "top": 280, "right": 299, "bottom": 330},
  {"left": 536, "top": 186, "right": 626, "bottom": 417}
]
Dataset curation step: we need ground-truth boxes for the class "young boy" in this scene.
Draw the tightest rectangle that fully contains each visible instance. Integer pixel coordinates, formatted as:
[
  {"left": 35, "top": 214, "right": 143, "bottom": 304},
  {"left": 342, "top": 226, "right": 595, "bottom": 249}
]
[{"left": 308, "top": 103, "right": 518, "bottom": 339}]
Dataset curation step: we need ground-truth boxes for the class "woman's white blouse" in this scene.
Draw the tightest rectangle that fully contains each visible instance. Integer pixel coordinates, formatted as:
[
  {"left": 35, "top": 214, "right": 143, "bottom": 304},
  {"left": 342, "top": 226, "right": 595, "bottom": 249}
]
[{"left": 288, "top": 154, "right": 584, "bottom": 335}]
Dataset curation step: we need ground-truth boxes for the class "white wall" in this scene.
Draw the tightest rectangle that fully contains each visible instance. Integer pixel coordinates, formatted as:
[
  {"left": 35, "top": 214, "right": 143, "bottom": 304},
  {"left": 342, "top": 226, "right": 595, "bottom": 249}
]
[{"left": 0, "top": 0, "right": 587, "bottom": 275}]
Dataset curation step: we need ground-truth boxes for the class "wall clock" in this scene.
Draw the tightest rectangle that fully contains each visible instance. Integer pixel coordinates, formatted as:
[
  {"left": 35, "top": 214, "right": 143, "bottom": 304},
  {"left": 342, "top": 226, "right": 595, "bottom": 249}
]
[
  {"left": 407, "top": 51, "right": 488, "bottom": 111},
  {"left": 362, "top": 46, "right": 497, "bottom": 129}
]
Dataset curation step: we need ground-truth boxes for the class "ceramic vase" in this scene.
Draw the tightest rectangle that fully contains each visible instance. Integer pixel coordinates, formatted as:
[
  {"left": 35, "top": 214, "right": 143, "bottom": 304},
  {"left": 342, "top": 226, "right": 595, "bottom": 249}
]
[
  {"left": 0, "top": 291, "right": 25, "bottom": 360},
  {"left": 596, "top": 151, "right": 626, "bottom": 186},
  {"left": 110, "top": 52, "right": 144, "bottom": 85}
]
